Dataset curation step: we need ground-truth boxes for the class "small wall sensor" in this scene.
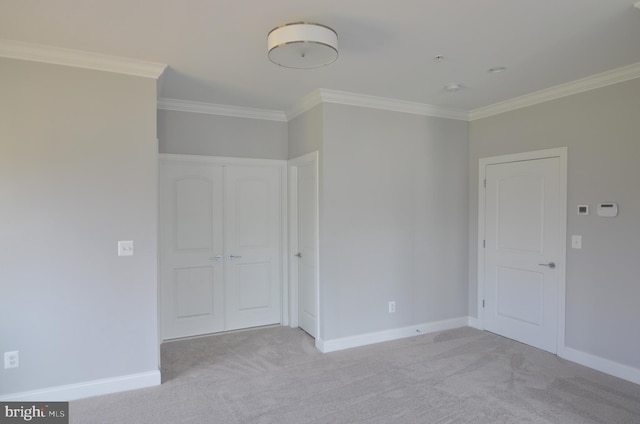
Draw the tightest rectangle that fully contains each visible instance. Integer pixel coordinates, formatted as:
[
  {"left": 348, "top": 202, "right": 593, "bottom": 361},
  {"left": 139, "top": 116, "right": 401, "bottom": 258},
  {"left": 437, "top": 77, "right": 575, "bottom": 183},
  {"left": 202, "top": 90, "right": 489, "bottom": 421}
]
[
  {"left": 597, "top": 203, "right": 618, "bottom": 217},
  {"left": 578, "top": 205, "right": 589, "bottom": 215}
]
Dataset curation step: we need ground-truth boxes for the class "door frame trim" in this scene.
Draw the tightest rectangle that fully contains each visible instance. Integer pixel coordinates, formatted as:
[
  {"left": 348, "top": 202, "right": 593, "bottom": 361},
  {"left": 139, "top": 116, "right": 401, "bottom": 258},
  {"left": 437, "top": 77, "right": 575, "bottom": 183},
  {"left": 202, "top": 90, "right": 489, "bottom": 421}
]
[
  {"left": 477, "top": 147, "right": 567, "bottom": 355},
  {"left": 288, "top": 151, "right": 320, "bottom": 341}
]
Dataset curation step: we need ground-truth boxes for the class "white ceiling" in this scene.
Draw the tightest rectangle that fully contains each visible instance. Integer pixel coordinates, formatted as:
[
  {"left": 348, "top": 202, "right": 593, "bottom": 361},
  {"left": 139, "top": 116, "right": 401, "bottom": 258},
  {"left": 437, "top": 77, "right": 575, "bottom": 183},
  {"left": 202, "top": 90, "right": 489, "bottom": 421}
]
[{"left": 2, "top": 0, "right": 640, "bottom": 115}]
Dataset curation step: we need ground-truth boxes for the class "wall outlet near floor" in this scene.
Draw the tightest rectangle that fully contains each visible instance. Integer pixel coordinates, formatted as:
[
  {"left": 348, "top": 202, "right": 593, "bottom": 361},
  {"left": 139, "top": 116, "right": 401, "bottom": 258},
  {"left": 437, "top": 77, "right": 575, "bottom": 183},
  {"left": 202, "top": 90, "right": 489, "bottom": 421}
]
[
  {"left": 4, "top": 351, "right": 19, "bottom": 369},
  {"left": 388, "top": 301, "right": 396, "bottom": 314}
]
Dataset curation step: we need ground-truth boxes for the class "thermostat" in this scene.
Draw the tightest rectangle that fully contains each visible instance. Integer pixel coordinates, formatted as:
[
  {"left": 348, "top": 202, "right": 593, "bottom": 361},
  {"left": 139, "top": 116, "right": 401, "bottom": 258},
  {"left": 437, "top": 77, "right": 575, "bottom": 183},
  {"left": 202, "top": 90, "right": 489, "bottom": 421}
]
[{"left": 597, "top": 203, "right": 618, "bottom": 217}]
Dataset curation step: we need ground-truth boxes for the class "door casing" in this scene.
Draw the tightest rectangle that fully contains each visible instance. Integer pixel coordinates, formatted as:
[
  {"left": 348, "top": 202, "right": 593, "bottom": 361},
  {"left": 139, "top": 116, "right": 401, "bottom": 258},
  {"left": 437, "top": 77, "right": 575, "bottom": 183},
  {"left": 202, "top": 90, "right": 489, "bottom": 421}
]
[{"left": 477, "top": 147, "right": 567, "bottom": 355}]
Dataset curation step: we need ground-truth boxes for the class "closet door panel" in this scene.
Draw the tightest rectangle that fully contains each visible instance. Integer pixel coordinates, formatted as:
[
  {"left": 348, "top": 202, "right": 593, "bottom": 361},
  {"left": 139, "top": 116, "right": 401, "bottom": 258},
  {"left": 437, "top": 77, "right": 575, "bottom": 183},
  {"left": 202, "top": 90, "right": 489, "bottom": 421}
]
[
  {"left": 224, "top": 165, "right": 282, "bottom": 330},
  {"left": 160, "top": 163, "right": 225, "bottom": 340}
]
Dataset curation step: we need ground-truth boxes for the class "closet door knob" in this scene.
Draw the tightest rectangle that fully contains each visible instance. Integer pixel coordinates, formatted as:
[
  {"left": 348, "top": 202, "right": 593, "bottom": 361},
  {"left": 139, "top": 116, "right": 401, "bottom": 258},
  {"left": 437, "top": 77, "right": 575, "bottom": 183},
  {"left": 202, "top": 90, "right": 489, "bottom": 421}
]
[
  {"left": 210, "top": 255, "right": 222, "bottom": 261},
  {"left": 228, "top": 254, "right": 242, "bottom": 261},
  {"left": 538, "top": 262, "right": 556, "bottom": 269}
]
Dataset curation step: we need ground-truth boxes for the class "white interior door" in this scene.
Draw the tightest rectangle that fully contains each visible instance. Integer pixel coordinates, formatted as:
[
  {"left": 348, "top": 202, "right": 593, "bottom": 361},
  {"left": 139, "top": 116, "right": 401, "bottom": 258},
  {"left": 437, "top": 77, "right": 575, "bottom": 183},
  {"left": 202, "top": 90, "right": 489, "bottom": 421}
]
[
  {"left": 224, "top": 165, "right": 282, "bottom": 331},
  {"left": 483, "top": 155, "right": 564, "bottom": 353},
  {"left": 160, "top": 163, "right": 224, "bottom": 340},
  {"left": 296, "top": 159, "right": 318, "bottom": 338}
]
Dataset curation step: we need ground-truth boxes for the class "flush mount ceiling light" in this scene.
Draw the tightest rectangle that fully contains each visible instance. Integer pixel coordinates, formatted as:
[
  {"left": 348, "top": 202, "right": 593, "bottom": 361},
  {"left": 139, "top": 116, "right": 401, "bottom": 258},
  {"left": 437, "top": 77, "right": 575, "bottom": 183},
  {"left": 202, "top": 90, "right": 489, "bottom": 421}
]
[{"left": 268, "top": 22, "right": 338, "bottom": 69}]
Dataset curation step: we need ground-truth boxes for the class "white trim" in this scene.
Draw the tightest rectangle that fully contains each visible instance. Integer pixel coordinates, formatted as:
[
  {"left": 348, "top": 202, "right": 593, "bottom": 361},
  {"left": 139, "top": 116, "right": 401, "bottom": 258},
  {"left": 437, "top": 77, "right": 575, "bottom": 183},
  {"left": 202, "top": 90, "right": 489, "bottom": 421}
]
[
  {"left": 157, "top": 98, "right": 287, "bottom": 122},
  {"left": 561, "top": 347, "right": 640, "bottom": 386},
  {"left": 477, "top": 147, "right": 568, "bottom": 354},
  {"left": 286, "top": 90, "right": 324, "bottom": 121},
  {"left": 280, "top": 162, "right": 290, "bottom": 327},
  {"left": 287, "top": 89, "right": 470, "bottom": 121},
  {"left": 318, "top": 317, "right": 469, "bottom": 353},
  {"left": 0, "top": 39, "right": 166, "bottom": 79},
  {"left": 159, "top": 153, "right": 286, "bottom": 167},
  {"left": 288, "top": 165, "right": 300, "bottom": 329},
  {"left": 287, "top": 152, "right": 320, "bottom": 339},
  {"left": 467, "top": 316, "right": 482, "bottom": 329},
  {"left": 470, "top": 62, "right": 640, "bottom": 120},
  {"left": 0, "top": 370, "right": 160, "bottom": 402}
]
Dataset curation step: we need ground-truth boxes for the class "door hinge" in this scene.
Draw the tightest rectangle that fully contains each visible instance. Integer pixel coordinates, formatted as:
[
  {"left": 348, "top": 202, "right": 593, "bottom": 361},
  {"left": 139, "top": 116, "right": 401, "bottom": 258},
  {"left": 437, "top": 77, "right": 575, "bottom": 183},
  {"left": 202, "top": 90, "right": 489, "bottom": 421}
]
[
  {"left": 483, "top": 240, "right": 485, "bottom": 248},
  {"left": 484, "top": 179, "right": 486, "bottom": 188},
  {"left": 482, "top": 300, "right": 485, "bottom": 308}
]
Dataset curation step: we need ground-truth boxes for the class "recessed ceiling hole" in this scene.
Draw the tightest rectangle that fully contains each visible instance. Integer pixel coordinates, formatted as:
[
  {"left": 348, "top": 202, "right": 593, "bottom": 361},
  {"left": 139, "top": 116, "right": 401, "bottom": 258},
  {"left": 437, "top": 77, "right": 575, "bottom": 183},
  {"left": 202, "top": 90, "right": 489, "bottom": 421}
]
[
  {"left": 444, "top": 83, "right": 463, "bottom": 92},
  {"left": 489, "top": 66, "right": 507, "bottom": 73}
]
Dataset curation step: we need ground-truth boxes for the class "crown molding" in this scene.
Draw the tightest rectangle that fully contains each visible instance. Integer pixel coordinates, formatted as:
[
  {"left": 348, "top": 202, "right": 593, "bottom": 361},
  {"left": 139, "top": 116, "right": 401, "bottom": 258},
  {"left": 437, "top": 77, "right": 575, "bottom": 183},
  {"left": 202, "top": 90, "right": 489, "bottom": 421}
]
[
  {"left": 321, "top": 89, "right": 470, "bottom": 120},
  {"left": 286, "top": 90, "right": 324, "bottom": 121},
  {"left": 158, "top": 98, "right": 287, "bottom": 122},
  {"left": 470, "top": 62, "right": 640, "bottom": 120},
  {"left": 287, "top": 89, "right": 470, "bottom": 121},
  {"left": 0, "top": 39, "right": 167, "bottom": 79}
]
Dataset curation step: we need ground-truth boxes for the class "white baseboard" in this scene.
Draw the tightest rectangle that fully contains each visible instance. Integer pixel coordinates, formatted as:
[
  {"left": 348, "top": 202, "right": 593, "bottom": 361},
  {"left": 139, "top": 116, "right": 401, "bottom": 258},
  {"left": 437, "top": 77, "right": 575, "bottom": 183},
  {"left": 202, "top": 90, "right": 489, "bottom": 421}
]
[
  {"left": 560, "top": 347, "right": 640, "bottom": 386},
  {"left": 0, "top": 370, "right": 161, "bottom": 402},
  {"left": 467, "top": 316, "right": 482, "bottom": 329},
  {"left": 318, "top": 317, "right": 468, "bottom": 353},
  {"left": 467, "top": 317, "right": 639, "bottom": 385}
]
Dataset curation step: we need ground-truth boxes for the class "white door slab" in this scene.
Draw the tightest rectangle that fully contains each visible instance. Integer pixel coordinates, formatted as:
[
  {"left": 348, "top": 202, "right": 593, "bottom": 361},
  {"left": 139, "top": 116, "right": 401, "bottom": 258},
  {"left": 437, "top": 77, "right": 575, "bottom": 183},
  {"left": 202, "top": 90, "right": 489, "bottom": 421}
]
[
  {"left": 483, "top": 156, "right": 563, "bottom": 353},
  {"left": 224, "top": 166, "right": 282, "bottom": 330},
  {"left": 296, "top": 159, "right": 318, "bottom": 338},
  {"left": 160, "top": 163, "right": 224, "bottom": 339}
]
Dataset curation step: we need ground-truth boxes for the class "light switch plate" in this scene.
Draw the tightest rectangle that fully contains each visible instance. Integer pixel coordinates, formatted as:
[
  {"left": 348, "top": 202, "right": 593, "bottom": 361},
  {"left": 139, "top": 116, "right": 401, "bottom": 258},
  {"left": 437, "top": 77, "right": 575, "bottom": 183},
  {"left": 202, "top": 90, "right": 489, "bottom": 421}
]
[{"left": 118, "top": 240, "right": 134, "bottom": 256}]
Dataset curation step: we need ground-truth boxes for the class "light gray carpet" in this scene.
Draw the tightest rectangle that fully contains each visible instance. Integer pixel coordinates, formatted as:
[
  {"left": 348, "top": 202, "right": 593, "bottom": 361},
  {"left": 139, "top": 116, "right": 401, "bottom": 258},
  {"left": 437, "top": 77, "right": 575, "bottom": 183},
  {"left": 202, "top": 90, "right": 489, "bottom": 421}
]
[{"left": 71, "top": 326, "right": 640, "bottom": 423}]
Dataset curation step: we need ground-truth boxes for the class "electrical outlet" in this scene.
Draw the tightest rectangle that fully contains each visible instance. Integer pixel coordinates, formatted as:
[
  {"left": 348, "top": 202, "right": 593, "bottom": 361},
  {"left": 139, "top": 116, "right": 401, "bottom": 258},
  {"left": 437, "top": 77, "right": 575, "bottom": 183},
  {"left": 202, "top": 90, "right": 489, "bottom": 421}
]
[
  {"left": 117, "top": 240, "right": 134, "bottom": 257},
  {"left": 4, "top": 351, "right": 19, "bottom": 369},
  {"left": 388, "top": 301, "right": 396, "bottom": 314},
  {"left": 571, "top": 235, "right": 582, "bottom": 249}
]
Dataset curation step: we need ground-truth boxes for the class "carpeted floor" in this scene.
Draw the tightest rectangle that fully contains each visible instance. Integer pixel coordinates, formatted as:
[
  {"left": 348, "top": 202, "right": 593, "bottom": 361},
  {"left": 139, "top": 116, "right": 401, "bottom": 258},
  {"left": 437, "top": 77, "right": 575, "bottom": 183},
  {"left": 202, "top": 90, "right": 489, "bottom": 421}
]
[{"left": 71, "top": 326, "right": 640, "bottom": 423}]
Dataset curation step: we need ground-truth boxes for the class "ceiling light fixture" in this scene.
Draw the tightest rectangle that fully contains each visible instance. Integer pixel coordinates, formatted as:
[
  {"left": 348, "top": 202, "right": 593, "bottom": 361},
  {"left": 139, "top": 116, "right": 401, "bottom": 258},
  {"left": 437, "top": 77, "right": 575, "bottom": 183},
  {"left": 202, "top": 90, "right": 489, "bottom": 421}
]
[{"left": 268, "top": 22, "right": 338, "bottom": 69}]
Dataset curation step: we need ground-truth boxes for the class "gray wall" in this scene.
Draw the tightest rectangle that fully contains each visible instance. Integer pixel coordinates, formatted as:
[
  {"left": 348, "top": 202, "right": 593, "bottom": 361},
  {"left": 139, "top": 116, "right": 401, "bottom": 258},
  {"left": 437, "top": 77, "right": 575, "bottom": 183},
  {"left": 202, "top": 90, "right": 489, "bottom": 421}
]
[
  {"left": 321, "top": 104, "right": 469, "bottom": 340},
  {"left": 288, "top": 104, "right": 323, "bottom": 160},
  {"left": 158, "top": 109, "right": 288, "bottom": 159},
  {"left": 0, "top": 58, "right": 160, "bottom": 395},
  {"left": 469, "top": 78, "right": 640, "bottom": 369}
]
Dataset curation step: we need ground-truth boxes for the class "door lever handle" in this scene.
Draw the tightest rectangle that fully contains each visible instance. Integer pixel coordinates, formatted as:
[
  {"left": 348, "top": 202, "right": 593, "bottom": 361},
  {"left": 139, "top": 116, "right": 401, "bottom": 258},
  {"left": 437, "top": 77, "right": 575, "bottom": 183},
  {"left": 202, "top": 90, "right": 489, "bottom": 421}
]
[
  {"left": 228, "top": 254, "right": 242, "bottom": 260},
  {"left": 294, "top": 252, "right": 302, "bottom": 258},
  {"left": 210, "top": 255, "right": 222, "bottom": 262},
  {"left": 538, "top": 262, "right": 556, "bottom": 269}
]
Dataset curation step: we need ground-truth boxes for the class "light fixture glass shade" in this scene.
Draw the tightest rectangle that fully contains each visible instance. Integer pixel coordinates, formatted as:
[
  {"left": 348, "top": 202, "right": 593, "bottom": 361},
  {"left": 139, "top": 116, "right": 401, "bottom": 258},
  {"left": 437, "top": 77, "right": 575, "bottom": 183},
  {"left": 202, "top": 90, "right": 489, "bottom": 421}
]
[{"left": 268, "top": 23, "right": 338, "bottom": 69}]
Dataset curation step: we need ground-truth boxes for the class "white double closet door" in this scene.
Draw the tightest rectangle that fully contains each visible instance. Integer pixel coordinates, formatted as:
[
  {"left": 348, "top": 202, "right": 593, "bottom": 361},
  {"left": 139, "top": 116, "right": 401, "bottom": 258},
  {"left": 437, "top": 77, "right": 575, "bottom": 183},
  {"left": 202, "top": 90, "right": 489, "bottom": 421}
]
[{"left": 160, "top": 157, "right": 283, "bottom": 340}]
